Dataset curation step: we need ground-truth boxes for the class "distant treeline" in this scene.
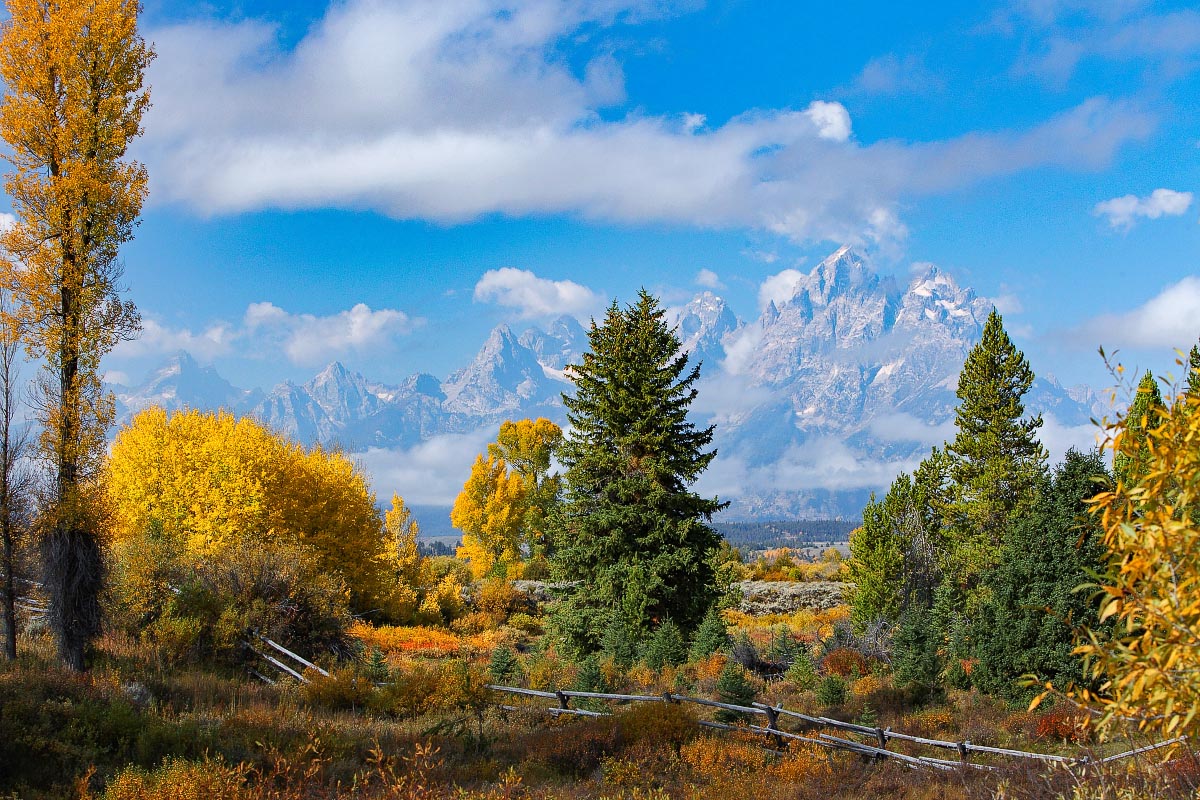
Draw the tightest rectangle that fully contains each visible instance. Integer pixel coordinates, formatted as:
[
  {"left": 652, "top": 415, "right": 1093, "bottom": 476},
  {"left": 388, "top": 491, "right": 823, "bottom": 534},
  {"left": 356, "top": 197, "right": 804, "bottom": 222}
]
[{"left": 714, "top": 519, "right": 857, "bottom": 552}]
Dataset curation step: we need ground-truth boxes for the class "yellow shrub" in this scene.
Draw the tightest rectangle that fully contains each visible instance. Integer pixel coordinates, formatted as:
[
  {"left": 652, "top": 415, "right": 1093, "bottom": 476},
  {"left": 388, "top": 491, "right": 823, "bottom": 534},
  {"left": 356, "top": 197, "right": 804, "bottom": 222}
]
[{"left": 680, "top": 734, "right": 770, "bottom": 778}]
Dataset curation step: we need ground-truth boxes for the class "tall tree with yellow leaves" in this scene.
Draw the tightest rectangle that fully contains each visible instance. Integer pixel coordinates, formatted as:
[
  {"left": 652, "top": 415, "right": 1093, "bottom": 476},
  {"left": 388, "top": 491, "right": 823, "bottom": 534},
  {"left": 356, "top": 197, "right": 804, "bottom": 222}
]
[
  {"left": 452, "top": 454, "right": 528, "bottom": 579},
  {"left": 487, "top": 418, "right": 562, "bottom": 559},
  {"left": 0, "top": 0, "right": 152, "bottom": 670}
]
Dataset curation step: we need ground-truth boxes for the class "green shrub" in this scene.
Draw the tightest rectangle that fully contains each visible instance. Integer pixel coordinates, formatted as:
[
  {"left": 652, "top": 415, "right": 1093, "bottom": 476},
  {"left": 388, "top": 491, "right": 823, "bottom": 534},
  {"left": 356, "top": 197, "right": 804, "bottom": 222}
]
[
  {"left": 488, "top": 644, "right": 520, "bottom": 684},
  {"left": 816, "top": 675, "right": 847, "bottom": 707}
]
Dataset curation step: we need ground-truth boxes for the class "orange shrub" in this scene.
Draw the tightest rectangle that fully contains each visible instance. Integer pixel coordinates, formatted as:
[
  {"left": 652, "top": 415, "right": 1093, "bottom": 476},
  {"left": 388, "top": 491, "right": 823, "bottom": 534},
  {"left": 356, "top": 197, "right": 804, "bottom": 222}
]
[
  {"left": 1033, "top": 707, "right": 1091, "bottom": 744},
  {"left": 850, "top": 673, "right": 881, "bottom": 697},
  {"left": 768, "top": 743, "right": 831, "bottom": 781},
  {"left": 821, "top": 647, "right": 869, "bottom": 678},
  {"left": 681, "top": 734, "right": 771, "bottom": 778},
  {"left": 350, "top": 622, "right": 460, "bottom": 657}
]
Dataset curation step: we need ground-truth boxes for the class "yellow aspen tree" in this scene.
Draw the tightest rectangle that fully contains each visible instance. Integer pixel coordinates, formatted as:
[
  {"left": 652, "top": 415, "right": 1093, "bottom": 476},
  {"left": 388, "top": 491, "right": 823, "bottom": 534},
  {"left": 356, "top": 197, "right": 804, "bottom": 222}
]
[
  {"left": 488, "top": 418, "right": 562, "bottom": 558},
  {"left": 0, "top": 0, "right": 152, "bottom": 669},
  {"left": 451, "top": 454, "right": 528, "bottom": 580}
]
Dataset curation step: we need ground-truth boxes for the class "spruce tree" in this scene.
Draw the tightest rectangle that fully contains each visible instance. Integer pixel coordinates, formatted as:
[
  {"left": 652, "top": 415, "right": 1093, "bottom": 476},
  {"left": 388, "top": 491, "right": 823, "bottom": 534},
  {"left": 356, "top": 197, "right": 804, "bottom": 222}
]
[
  {"left": 1187, "top": 343, "right": 1200, "bottom": 398},
  {"left": 689, "top": 605, "right": 730, "bottom": 661},
  {"left": 945, "top": 309, "right": 1047, "bottom": 597},
  {"left": 847, "top": 492, "right": 904, "bottom": 633},
  {"left": 550, "top": 291, "right": 724, "bottom": 653},
  {"left": 1113, "top": 370, "right": 1164, "bottom": 486},
  {"left": 971, "top": 448, "right": 1111, "bottom": 700}
]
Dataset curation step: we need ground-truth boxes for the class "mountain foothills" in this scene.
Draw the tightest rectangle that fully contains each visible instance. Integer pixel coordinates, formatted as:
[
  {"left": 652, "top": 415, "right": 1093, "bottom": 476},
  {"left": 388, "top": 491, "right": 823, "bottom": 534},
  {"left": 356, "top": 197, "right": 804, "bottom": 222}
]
[{"left": 110, "top": 246, "right": 1100, "bottom": 518}]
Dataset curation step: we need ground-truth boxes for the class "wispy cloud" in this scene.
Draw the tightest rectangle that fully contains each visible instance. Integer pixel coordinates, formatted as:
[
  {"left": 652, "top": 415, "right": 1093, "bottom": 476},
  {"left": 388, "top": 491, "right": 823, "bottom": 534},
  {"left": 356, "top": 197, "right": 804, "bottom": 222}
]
[
  {"left": 851, "top": 53, "right": 945, "bottom": 95},
  {"left": 140, "top": 0, "right": 1153, "bottom": 249},
  {"left": 757, "top": 269, "right": 804, "bottom": 310},
  {"left": 1094, "top": 188, "right": 1193, "bottom": 230},
  {"left": 473, "top": 268, "right": 601, "bottom": 319},
  {"left": 1070, "top": 276, "right": 1200, "bottom": 349}
]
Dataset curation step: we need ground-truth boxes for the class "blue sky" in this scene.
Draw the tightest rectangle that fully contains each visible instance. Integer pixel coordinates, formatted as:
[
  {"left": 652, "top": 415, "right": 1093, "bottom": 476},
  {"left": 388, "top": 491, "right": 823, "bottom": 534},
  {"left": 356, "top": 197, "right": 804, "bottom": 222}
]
[{"left": 32, "top": 0, "right": 1200, "bottom": 394}]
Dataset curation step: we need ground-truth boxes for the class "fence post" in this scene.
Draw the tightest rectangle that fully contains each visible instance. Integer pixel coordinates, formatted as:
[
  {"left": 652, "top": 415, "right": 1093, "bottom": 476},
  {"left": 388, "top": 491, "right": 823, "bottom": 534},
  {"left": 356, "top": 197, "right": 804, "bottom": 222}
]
[
  {"left": 555, "top": 691, "right": 570, "bottom": 710},
  {"left": 957, "top": 740, "right": 970, "bottom": 767},
  {"left": 765, "top": 705, "right": 784, "bottom": 750}
]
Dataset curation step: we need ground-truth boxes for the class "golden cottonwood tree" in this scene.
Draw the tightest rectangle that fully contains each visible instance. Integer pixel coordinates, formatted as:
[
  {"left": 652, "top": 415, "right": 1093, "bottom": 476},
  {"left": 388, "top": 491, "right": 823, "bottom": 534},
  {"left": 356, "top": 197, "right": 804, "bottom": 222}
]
[
  {"left": 0, "top": 0, "right": 152, "bottom": 670},
  {"left": 452, "top": 454, "right": 528, "bottom": 579},
  {"left": 488, "top": 418, "right": 563, "bottom": 559},
  {"left": 105, "top": 408, "right": 406, "bottom": 618}
]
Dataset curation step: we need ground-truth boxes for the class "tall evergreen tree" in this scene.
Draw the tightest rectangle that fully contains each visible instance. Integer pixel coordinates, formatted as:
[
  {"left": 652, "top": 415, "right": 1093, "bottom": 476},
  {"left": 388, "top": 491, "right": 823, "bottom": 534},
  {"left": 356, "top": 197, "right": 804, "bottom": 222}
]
[
  {"left": 549, "top": 291, "right": 724, "bottom": 654},
  {"left": 945, "top": 309, "right": 1047, "bottom": 598},
  {"left": 847, "top": 492, "right": 903, "bottom": 633},
  {"left": 1113, "top": 370, "right": 1163, "bottom": 487},
  {"left": 971, "top": 448, "right": 1111, "bottom": 700}
]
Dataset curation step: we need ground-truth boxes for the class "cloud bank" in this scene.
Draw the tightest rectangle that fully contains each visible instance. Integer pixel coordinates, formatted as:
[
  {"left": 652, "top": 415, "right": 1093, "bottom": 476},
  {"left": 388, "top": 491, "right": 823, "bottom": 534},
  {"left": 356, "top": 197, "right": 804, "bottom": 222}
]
[
  {"left": 140, "top": 0, "right": 1154, "bottom": 247},
  {"left": 1072, "top": 276, "right": 1200, "bottom": 348}
]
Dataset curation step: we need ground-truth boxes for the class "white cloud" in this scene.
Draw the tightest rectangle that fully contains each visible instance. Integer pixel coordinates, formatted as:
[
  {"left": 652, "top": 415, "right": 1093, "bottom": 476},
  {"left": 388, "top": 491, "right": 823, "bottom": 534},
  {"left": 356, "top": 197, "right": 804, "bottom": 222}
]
[
  {"left": 244, "top": 302, "right": 419, "bottom": 366},
  {"left": 757, "top": 269, "right": 804, "bottom": 310},
  {"left": 695, "top": 268, "right": 723, "bottom": 289},
  {"left": 115, "top": 318, "right": 237, "bottom": 361},
  {"left": 867, "top": 413, "right": 957, "bottom": 447},
  {"left": 699, "top": 438, "right": 919, "bottom": 495},
  {"left": 138, "top": 1, "right": 1154, "bottom": 248},
  {"left": 1072, "top": 276, "right": 1200, "bottom": 348},
  {"left": 354, "top": 429, "right": 496, "bottom": 505},
  {"left": 853, "top": 53, "right": 944, "bottom": 95},
  {"left": 988, "top": 291, "right": 1025, "bottom": 315},
  {"left": 803, "top": 101, "right": 852, "bottom": 142},
  {"left": 0, "top": 212, "right": 15, "bottom": 233},
  {"left": 115, "top": 301, "right": 419, "bottom": 366},
  {"left": 473, "top": 267, "right": 601, "bottom": 318},
  {"left": 1094, "top": 188, "right": 1193, "bottom": 230}
]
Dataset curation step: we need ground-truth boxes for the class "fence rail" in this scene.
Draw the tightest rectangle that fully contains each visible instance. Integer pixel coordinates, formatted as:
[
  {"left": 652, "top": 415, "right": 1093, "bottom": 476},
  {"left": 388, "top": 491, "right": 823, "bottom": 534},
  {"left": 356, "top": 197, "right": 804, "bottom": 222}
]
[
  {"left": 485, "top": 683, "right": 1187, "bottom": 773},
  {"left": 241, "top": 640, "right": 1188, "bottom": 776}
]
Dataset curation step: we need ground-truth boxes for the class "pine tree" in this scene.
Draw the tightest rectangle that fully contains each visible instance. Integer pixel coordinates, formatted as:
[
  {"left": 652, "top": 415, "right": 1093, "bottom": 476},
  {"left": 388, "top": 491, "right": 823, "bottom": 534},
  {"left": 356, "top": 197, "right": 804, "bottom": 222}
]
[
  {"left": 1187, "top": 343, "right": 1200, "bottom": 398},
  {"left": 1114, "top": 371, "right": 1164, "bottom": 487},
  {"left": 945, "top": 309, "right": 1047, "bottom": 598},
  {"left": 715, "top": 661, "right": 756, "bottom": 722},
  {"left": 487, "top": 644, "right": 520, "bottom": 684},
  {"left": 972, "top": 448, "right": 1111, "bottom": 700},
  {"left": 847, "top": 492, "right": 904, "bottom": 632},
  {"left": 689, "top": 605, "right": 730, "bottom": 661},
  {"left": 641, "top": 618, "right": 687, "bottom": 671},
  {"left": 550, "top": 291, "right": 724, "bottom": 653}
]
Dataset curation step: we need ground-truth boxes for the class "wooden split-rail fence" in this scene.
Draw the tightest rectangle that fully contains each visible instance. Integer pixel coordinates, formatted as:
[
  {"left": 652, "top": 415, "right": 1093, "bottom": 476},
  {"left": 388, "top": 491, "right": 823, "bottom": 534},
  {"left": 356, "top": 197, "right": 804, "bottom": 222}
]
[
  {"left": 485, "top": 683, "right": 1186, "bottom": 774},
  {"left": 245, "top": 640, "right": 1187, "bottom": 775}
]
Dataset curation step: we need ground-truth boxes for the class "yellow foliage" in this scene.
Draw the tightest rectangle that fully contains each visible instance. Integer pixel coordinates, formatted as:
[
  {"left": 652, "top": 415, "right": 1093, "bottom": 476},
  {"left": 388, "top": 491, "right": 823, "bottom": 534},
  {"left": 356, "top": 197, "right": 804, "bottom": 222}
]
[
  {"left": 104, "top": 408, "right": 401, "bottom": 615},
  {"left": 0, "top": 0, "right": 151, "bottom": 504},
  {"left": 452, "top": 453, "right": 527, "bottom": 579},
  {"left": 1072, "top": 385, "right": 1200, "bottom": 739}
]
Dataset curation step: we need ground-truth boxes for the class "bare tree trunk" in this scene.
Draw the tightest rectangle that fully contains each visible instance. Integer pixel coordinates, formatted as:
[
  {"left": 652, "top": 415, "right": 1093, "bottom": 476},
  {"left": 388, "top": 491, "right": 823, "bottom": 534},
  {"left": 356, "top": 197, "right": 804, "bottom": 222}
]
[{"left": 0, "top": 294, "right": 28, "bottom": 661}]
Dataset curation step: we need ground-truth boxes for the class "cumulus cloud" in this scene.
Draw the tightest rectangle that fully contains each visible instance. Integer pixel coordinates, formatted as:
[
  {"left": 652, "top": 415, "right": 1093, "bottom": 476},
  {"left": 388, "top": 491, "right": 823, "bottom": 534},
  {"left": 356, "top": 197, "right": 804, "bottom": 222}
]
[
  {"left": 115, "top": 301, "right": 420, "bottom": 366},
  {"left": 138, "top": 0, "right": 1154, "bottom": 248},
  {"left": 473, "top": 268, "right": 601, "bottom": 318},
  {"left": 115, "top": 318, "right": 238, "bottom": 361},
  {"left": 1071, "top": 276, "right": 1200, "bottom": 348},
  {"left": 757, "top": 269, "right": 804, "bottom": 310},
  {"left": 1094, "top": 188, "right": 1193, "bottom": 230},
  {"left": 0, "top": 212, "right": 15, "bottom": 232},
  {"left": 245, "top": 302, "right": 419, "bottom": 366},
  {"left": 695, "top": 268, "right": 723, "bottom": 289}
]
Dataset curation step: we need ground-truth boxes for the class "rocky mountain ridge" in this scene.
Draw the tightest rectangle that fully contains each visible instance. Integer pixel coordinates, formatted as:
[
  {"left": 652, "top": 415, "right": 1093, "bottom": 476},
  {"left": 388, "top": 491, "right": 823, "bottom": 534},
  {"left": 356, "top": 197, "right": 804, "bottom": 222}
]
[{"left": 111, "top": 247, "right": 1102, "bottom": 518}]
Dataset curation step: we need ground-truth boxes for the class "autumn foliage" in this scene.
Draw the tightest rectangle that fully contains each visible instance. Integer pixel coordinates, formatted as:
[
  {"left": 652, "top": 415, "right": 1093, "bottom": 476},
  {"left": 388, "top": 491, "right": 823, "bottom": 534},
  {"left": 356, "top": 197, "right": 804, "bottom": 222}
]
[{"left": 104, "top": 408, "right": 403, "bottom": 617}]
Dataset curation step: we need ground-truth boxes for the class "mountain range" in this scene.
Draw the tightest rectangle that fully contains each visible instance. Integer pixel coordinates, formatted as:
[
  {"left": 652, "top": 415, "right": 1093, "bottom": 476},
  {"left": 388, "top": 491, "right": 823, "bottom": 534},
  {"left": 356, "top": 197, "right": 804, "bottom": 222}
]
[{"left": 110, "top": 246, "right": 1102, "bottom": 519}]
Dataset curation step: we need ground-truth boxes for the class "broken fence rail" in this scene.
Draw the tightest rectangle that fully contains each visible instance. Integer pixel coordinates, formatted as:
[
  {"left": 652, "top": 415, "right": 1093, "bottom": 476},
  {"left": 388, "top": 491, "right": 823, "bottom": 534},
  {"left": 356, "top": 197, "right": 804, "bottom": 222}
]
[{"left": 485, "top": 683, "right": 1186, "bottom": 771}]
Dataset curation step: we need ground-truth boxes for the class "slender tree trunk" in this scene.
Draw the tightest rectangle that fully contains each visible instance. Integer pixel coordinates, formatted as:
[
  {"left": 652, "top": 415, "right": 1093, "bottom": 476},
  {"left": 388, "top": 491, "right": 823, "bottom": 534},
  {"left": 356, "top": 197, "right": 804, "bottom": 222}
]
[{"left": 0, "top": 301, "right": 21, "bottom": 661}]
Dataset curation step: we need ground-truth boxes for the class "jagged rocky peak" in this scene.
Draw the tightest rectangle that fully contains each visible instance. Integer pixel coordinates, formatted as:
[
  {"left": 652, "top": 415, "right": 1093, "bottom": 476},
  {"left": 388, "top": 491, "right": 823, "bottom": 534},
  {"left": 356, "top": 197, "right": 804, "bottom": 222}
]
[
  {"left": 519, "top": 315, "right": 588, "bottom": 370},
  {"left": 442, "top": 324, "right": 551, "bottom": 415},
  {"left": 399, "top": 372, "right": 445, "bottom": 399},
  {"left": 305, "top": 361, "right": 386, "bottom": 420},
  {"left": 896, "top": 263, "right": 990, "bottom": 336},
  {"left": 117, "top": 350, "right": 261, "bottom": 418},
  {"left": 670, "top": 292, "right": 741, "bottom": 371}
]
